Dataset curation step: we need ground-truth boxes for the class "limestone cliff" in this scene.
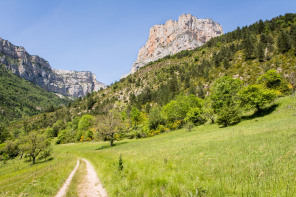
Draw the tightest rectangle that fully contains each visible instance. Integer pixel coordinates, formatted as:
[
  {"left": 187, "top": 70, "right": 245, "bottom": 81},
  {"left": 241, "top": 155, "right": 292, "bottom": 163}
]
[
  {"left": 123, "top": 14, "right": 223, "bottom": 77},
  {"left": 0, "top": 37, "right": 106, "bottom": 97}
]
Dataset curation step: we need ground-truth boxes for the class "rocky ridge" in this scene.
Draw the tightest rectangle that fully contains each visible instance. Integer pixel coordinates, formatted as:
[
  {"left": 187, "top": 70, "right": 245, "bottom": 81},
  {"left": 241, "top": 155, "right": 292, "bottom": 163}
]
[
  {"left": 123, "top": 14, "right": 223, "bottom": 77},
  {"left": 0, "top": 37, "right": 106, "bottom": 97}
]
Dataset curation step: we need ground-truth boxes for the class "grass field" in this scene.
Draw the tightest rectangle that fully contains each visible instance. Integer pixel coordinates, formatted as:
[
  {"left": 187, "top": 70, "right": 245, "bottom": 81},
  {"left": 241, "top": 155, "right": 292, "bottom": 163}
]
[
  {"left": 0, "top": 152, "right": 76, "bottom": 196},
  {"left": 1, "top": 96, "right": 296, "bottom": 196}
]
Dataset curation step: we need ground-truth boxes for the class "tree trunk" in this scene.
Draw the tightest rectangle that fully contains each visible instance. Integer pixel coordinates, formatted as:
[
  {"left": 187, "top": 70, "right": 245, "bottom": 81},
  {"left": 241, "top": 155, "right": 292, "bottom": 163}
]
[
  {"left": 32, "top": 156, "right": 36, "bottom": 164},
  {"left": 110, "top": 139, "right": 114, "bottom": 147}
]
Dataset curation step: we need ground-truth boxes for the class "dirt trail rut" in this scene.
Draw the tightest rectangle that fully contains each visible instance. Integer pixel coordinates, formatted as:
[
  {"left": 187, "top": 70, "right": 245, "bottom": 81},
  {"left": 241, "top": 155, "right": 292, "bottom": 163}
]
[
  {"left": 78, "top": 159, "right": 108, "bottom": 197},
  {"left": 55, "top": 160, "right": 80, "bottom": 197},
  {"left": 55, "top": 159, "right": 108, "bottom": 197}
]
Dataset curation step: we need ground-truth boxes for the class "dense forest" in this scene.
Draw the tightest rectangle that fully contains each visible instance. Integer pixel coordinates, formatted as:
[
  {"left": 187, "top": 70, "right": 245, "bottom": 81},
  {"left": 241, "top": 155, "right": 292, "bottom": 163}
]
[{"left": 0, "top": 65, "right": 70, "bottom": 123}]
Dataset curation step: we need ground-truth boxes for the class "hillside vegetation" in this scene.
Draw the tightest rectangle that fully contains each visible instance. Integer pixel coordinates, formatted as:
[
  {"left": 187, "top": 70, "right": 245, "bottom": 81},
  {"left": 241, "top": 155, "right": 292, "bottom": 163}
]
[
  {"left": 0, "top": 12, "right": 296, "bottom": 197},
  {"left": 0, "top": 65, "right": 70, "bottom": 123},
  {"left": 0, "top": 95, "right": 295, "bottom": 196},
  {"left": 3, "top": 13, "right": 295, "bottom": 142}
]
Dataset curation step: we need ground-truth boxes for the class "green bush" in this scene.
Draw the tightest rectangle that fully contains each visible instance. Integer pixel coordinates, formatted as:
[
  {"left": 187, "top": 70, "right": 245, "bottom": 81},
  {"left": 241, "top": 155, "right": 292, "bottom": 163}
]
[{"left": 184, "top": 107, "right": 206, "bottom": 126}]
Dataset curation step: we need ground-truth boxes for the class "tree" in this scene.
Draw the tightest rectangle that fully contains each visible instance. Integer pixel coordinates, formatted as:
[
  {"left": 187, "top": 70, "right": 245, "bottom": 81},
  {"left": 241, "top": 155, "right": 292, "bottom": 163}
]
[
  {"left": 257, "top": 41, "right": 265, "bottom": 62},
  {"left": 2, "top": 140, "right": 19, "bottom": 158},
  {"left": 211, "top": 76, "right": 242, "bottom": 127},
  {"left": 277, "top": 30, "right": 291, "bottom": 53},
  {"left": 257, "top": 69, "right": 290, "bottom": 94},
  {"left": 0, "top": 124, "right": 9, "bottom": 143},
  {"left": 216, "top": 106, "right": 241, "bottom": 127},
  {"left": 242, "top": 35, "right": 256, "bottom": 60},
  {"left": 148, "top": 106, "right": 165, "bottom": 130},
  {"left": 19, "top": 131, "right": 51, "bottom": 164},
  {"left": 52, "top": 120, "right": 65, "bottom": 137},
  {"left": 202, "top": 98, "right": 215, "bottom": 124},
  {"left": 184, "top": 107, "right": 206, "bottom": 126},
  {"left": 290, "top": 24, "right": 296, "bottom": 48},
  {"left": 78, "top": 115, "right": 95, "bottom": 131},
  {"left": 211, "top": 76, "right": 242, "bottom": 111},
  {"left": 238, "top": 85, "right": 277, "bottom": 112},
  {"left": 162, "top": 95, "right": 202, "bottom": 123},
  {"left": 97, "top": 108, "right": 125, "bottom": 146},
  {"left": 287, "top": 72, "right": 296, "bottom": 95},
  {"left": 130, "top": 107, "right": 143, "bottom": 128}
]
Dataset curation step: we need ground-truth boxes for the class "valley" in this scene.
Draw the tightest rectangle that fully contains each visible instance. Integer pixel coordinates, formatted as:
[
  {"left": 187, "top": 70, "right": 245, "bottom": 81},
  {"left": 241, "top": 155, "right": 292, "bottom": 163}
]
[{"left": 0, "top": 10, "right": 296, "bottom": 197}]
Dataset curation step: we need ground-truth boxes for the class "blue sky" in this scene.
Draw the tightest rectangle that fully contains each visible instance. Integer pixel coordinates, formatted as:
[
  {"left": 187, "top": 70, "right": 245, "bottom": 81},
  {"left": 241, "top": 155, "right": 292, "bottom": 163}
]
[{"left": 0, "top": 0, "right": 295, "bottom": 85}]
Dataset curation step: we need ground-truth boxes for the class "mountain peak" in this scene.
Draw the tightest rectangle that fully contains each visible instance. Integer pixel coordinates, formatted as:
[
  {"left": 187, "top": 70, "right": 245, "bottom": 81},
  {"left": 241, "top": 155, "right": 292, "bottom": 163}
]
[{"left": 122, "top": 14, "right": 223, "bottom": 78}]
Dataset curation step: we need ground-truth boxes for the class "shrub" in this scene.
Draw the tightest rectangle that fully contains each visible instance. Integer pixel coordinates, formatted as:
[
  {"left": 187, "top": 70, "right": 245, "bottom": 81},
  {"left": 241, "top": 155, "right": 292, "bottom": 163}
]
[
  {"left": 184, "top": 107, "right": 206, "bottom": 126},
  {"left": 184, "top": 122, "right": 195, "bottom": 132},
  {"left": 238, "top": 84, "right": 277, "bottom": 112},
  {"left": 257, "top": 69, "right": 290, "bottom": 94},
  {"left": 216, "top": 106, "right": 241, "bottom": 127}
]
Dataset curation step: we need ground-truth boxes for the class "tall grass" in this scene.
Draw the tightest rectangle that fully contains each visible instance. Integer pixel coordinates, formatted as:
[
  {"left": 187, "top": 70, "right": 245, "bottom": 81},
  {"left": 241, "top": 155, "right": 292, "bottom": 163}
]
[
  {"left": 0, "top": 152, "right": 76, "bottom": 196},
  {"left": 56, "top": 96, "right": 296, "bottom": 196},
  {"left": 1, "top": 96, "right": 295, "bottom": 196}
]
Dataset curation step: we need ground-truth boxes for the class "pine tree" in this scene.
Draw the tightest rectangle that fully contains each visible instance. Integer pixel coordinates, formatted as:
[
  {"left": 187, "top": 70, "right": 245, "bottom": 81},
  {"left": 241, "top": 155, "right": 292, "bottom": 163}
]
[
  {"left": 290, "top": 24, "right": 296, "bottom": 48},
  {"left": 257, "top": 41, "right": 265, "bottom": 62},
  {"left": 277, "top": 30, "right": 291, "bottom": 53},
  {"left": 242, "top": 35, "right": 256, "bottom": 60}
]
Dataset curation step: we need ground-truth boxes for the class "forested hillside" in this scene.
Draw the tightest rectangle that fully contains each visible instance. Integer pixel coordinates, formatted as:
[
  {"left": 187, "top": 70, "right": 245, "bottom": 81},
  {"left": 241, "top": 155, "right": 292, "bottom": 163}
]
[
  {"left": 0, "top": 65, "right": 70, "bottom": 123},
  {"left": 2, "top": 13, "right": 296, "bottom": 147}
]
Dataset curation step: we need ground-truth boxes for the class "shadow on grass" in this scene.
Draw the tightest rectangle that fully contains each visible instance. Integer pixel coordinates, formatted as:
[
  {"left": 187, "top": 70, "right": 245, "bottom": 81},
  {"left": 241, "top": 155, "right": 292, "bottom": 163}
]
[
  {"left": 241, "top": 103, "right": 279, "bottom": 121},
  {"left": 96, "top": 141, "right": 128, "bottom": 150}
]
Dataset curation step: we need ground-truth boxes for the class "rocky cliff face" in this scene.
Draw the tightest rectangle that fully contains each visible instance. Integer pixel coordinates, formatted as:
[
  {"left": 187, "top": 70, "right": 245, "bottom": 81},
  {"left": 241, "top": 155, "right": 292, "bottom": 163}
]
[
  {"left": 0, "top": 37, "right": 106, "bottom": 97},
  {"left": 123, "top": 14, "right": 223, "bottom": 77}
]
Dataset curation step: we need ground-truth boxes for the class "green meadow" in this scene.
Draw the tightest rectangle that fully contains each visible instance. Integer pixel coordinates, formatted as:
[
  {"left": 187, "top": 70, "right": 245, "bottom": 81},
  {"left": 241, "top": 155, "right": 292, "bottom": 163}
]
[{"left": 1, "top": 96, "right": 296, "bottom": 196}]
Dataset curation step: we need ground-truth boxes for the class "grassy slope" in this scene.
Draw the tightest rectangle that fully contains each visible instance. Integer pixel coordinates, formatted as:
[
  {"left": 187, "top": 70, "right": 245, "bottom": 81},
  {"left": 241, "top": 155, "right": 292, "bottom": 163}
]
[
  {"left": 0, "top": 96, "right": 295, "bottom": 196},
  {"left": 0, "top": 65, "right": 70, "bottom": 122},
  {"left": 54, "top": 96, "right": 296, "bottom": 196},
  {"left": 0, "top": 152, "right": 76, "bottom": 196}
]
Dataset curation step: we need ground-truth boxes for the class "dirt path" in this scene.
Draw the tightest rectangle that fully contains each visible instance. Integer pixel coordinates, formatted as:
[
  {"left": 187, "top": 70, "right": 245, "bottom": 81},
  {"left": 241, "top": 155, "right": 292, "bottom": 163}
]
[
  {"left": 78, "top": 159, "right": 108, "bottom": 197},
  {"left": 55, "top": 160, "right": 80, "bottom": 197},
  {"left": 55, "top": 159, "right": 108, "bottom": 197}
]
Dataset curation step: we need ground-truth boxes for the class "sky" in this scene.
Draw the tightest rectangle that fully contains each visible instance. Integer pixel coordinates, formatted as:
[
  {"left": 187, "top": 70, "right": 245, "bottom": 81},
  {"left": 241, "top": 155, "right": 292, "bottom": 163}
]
[{"left": 0, "top": 0, "right": 295, "bottom": 85}]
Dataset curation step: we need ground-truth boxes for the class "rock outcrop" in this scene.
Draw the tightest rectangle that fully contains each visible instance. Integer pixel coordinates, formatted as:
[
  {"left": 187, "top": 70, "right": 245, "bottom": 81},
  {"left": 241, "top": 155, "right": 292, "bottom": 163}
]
[
  {"left": 123, "top": 14, "right": 223, "bottom": 77},
  {"left": 0, "top": 37, "right": 106, "bottom": 97}
]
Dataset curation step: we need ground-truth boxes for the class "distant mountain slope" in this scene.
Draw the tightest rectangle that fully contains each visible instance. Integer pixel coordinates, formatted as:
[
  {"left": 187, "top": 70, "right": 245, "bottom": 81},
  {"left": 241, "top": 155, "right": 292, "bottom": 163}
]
[
  {"left": 123, "top": 14, "right": 223, "bottom": 77},
  {"left": 0, "top": 65, "right": 70, "bottom": 122},
  {"left": 0, "top": 38, "right": 106, "bottom": 98}
]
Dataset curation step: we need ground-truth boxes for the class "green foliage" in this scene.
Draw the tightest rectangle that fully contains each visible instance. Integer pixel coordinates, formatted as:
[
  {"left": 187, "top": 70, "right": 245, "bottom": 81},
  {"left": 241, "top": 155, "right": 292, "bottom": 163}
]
[
  {"left": 184, "top": 121, "right": 195, "bottom": 132},
  {"left": 118, "top": 154, "right": 123, "bottom": 171},
  {"left": 257, "top": 69, "right": 290, "bottom": 94},
  {"left": 45, "top": 127, "right": 55, "bottom": 138},
  {"left": 211, "top": 76, "right": 242, "bottom": 127},
  {"left": 162, "top": 95, "right": 202, "bottom": 123},
  {"left": 0, "top": 124, "right": 9, "bottom": 143},
  {"left": 184, "top": 107, "right": 206, "bottom": 126},
  {"left": 238, "top": 85, "right": 277, "bottom": 111},
  {"left": 242, "top": 34, "right": 256, "bottom": 60},
  {"left": 78, "top": 115, "right": 95, "bottom": 131},
  {"left": 216, "top": 106, "right": 241, "bottom": 127},
  {"left": 211, "top": 76, "right": 242, "bottom": 112},
  {"left": 52, "top": 120, "right": 65, "bottom": 137},
  {"left": 277, "top": 30, "right": 291, "bottom": 53},
  {"left": 0, "top": 65, "right": 69, "bottom": 122},
  {"left": 148, "top": 106, "right": 165, "bottom": 130},
  {"left": 19, "top": 131, "right": 51, "bottom": 164},
  {"left": 130, "top": 107, "right": 142, "bottom": 127},
  {"left": 1, "top": 140, "right": 19, "bottom": 158},
  {"left": 97, "top": 108, "right": 125, "bottom": 146}
]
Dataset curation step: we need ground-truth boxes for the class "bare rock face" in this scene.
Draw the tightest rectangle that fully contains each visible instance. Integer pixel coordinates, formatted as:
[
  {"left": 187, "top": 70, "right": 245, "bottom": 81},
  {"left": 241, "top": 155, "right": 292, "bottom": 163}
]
[
  {"left": 0, "top": 37, "right": 106, "bottom": 97},
  {"left": 123, "top": 14, "right": 223, "bottom": 77}
]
